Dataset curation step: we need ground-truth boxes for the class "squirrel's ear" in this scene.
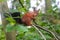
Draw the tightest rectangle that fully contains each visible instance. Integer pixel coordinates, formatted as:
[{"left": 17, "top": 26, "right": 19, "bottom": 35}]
[
  {"left": 32, "top": 7, "right": 40, "bottom": 13},
  {"left": 32, "top": 7, "right": 36, "bottom": 11}
]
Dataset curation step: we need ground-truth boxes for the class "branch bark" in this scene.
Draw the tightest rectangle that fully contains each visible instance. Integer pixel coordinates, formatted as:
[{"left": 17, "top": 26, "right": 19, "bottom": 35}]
[
  {"left": 18, "top": 0, "right": 27, "bottom": 11},
  {"left": 33, "top": 20, "right": 59, "bottom": 40},
  {"left": 32, "top": 25, "right": 46, "bottom": 40}
]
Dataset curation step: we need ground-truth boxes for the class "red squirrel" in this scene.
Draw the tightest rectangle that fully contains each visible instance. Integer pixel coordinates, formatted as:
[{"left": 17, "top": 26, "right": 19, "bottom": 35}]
[{"left": 22, "top": 8, "right": 39, "bottom": 26}]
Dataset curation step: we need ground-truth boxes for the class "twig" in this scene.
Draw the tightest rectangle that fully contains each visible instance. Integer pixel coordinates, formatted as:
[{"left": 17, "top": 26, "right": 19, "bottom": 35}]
[
  {"left": 32, "top": 25, "right": 46, "bottom": 40},
  {"left": 18, "top": 0, "right": 27, "bottom": 11}
]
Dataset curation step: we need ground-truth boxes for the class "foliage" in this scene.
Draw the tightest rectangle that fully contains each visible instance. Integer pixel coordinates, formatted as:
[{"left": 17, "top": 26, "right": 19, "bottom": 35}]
[
  {"left": 35, "top": 5, "right": 60, "bottom": 40},
  {"left": 0, "top": 25, "right": 6, "bottom": 40},
  {"left": 0, "top": 0, "right": 60, "bottom": 40},
  {"left": 0, "top": 0, "right": 6, "bottom": 2}
]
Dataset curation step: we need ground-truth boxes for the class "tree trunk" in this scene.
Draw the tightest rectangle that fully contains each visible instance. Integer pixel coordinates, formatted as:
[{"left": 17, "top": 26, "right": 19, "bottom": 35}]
[
  {"left": 6, "top": 31, "right": 16, "bottom": 40},
  {"left": 45, "top": 0, "right": 52, "bottom": 13},
  {"left": 0, "top": 1, "right": 16, "bottom": 40}
]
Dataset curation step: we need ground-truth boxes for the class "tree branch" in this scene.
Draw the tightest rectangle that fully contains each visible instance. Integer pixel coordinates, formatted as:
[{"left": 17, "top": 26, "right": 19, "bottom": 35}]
[
  {"left": 33, "top": 20, "right": 58, "bottom": 40},
  {"left": 32, "top": 25, "right": 46, "bottom": 40},
  {"left": 18, "top": 0, "right": 27, "bottom": 11}
]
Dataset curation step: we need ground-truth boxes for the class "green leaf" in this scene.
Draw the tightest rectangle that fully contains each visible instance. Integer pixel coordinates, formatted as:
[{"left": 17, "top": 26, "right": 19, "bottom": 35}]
[
  {"left": 28, "top": 27, "right": 36, "bottom": 32},
  {"left": 6, "top": 17, "right": 16, "bottom": 24},
  {"left": 6, "top": 24, "right": 14, "bottom": 32},
  {"left": 9, "top": 9, "right": 18, "bottom": 12},
  {"left": 15, "top": 24, "right": 28, "bottom": 33}
]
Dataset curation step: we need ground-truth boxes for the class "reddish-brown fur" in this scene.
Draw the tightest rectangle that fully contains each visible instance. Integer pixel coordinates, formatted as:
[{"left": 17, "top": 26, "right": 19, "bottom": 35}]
[{"left": 22, "top": 11, "right": 38, "bottom": 26}]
